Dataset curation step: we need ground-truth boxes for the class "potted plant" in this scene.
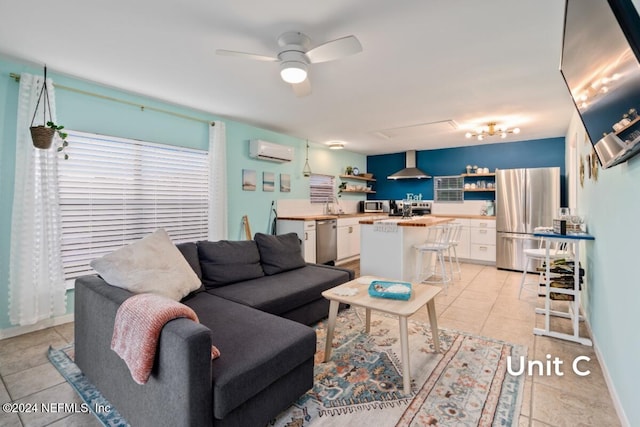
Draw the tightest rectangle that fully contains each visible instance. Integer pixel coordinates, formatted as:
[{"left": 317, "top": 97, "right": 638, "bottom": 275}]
[
  {"left": 49, "top": 121, "right": 69, "bottom": 159},
  {"left": 29, "top": 66, "right": 70, "bottom": 158},
  {"left": 345, "top": 166, "right": 353, "bottom": 175}
]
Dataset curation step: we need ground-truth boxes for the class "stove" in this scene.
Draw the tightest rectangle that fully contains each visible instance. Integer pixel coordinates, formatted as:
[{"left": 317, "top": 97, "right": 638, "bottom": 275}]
[{"left": 389, "top": 200, "right": 432, "bottom": 216}]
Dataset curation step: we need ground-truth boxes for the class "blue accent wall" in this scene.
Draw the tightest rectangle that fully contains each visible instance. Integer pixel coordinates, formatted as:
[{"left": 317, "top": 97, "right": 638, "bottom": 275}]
[{"left": 368, "top": 137, "right": 566, "bottom": 202}]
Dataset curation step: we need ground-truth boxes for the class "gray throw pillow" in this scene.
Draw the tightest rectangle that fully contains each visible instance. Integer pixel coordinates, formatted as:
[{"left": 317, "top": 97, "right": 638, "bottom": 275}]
[
  {"left": 254, "top": 232, "right": 306, "bottom": 275},
  {"left": 197, "top": 240, "right": 265, "bottom": 288}
]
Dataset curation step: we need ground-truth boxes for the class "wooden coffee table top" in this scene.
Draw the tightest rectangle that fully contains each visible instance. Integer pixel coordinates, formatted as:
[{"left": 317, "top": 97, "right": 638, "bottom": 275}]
[{"left": 322, "top": 276, "right": 441, "bottom": 317}]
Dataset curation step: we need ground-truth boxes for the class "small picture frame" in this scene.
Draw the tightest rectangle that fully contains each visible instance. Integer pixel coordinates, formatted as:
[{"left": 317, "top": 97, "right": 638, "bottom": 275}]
[
  {"left": 263, "top": 172, "right": 275, "bottom": 192},
  {"left": 242, "top": 169, "right": 256, "bottom": 191},
  {"left": 280, "top": 174, "right": 291, "bottom": 192}
]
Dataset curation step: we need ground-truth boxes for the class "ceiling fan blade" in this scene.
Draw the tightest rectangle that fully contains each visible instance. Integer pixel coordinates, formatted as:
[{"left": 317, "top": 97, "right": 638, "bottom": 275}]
[
  {"left": 305, "top": 35, "right": 362, "bottom": 64},
  {"left": 215, "top": 49, "right": 278, "bottom": 62},
  {"left": 292, "top": 78, "right": 312, "bottom": 97}
]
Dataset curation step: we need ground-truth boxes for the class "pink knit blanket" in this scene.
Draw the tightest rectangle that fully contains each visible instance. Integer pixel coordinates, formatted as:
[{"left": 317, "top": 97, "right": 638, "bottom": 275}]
[{"left": 111, "top": 293, "right": 220, "bottom": 385}]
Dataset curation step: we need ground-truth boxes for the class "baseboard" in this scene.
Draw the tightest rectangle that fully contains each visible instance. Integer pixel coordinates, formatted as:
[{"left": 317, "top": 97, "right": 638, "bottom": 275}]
[
  {"left": 0, "top": 314, "right": 75, "bottom": 340},
  {"left": 336, "top": 255, "right": 359, "bottom": 265},
  {"left": 584, "top": 319, "right": 631, "bottom": 427}
]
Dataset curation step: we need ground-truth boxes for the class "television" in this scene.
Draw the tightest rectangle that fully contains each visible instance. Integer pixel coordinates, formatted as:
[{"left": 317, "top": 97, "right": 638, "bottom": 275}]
[{"left": 560, "top": 0, "right": 640, "bottom": 168}]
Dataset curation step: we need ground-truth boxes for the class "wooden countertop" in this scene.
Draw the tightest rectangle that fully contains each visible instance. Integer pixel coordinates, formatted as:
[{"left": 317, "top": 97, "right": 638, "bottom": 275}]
[
  {"left": 278, "top": 213, "right": 496, "bottom": 221},
  {"left": 359, "top": 216, "right": 454, "bottom": 227},
  {"left": 432, "top": 214, "right": 496, "bottom": 220},
  {"left": 277, "top": 213, "right": 386, "bottom": 221}
]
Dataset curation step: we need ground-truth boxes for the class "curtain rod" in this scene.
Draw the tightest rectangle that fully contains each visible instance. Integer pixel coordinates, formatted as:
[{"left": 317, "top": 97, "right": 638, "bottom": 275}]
[{"left": 9, "top": 72, "right": 215, "bottom": 126}]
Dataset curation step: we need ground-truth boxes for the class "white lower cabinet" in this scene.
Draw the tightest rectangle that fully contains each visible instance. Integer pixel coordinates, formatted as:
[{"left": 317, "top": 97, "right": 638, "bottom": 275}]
[
  {"left": 468, "top": 219, "right": 496, "bottom": 263},
  {"left": 449, "top": 218, "right": 470, "bottom": 260},
  {"left": 337, "top": 217, "right": 362, "bottom": 261},
  {"left": 276, "top": 220, "right": 316, "bottom": 263}
]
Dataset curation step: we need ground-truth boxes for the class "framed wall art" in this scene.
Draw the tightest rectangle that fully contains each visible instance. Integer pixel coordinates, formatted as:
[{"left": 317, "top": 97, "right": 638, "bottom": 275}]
[
  {"left": 242, "top": 169, "right": 256, "bottom": 191},
  {"left": 263, "top": 172, "right": 275, "bottom": 192},
  {"left": 280, "top": 173, "right": 291, "bottom": 192}
]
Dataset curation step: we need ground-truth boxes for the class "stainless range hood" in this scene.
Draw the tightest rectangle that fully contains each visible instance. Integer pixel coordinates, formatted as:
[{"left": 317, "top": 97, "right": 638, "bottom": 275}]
[{"left": 387, "top": 150, "right": 431, "bottom": 180}]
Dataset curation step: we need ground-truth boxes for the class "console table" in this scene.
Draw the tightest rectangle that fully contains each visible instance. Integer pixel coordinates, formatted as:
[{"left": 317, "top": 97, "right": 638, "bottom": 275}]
[{"left": 532, "top": 231, "right": 595, "bottom": 346}]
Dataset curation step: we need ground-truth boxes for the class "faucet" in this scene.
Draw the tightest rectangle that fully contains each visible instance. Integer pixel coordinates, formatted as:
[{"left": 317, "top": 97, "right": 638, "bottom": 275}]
[{"left": 324, "top": 196, "right": 343, "bottom": 215}]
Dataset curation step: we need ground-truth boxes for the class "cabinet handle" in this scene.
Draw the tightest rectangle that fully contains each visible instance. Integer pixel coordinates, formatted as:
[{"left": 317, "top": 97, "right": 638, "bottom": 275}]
[
  {"left": 479, "top": 229, "right": 487, "bottom": 234},
  {"left": 304, "top": 232, "right": 308, "bottom": 241},
  {"left": 348, "top": 226, "right": 353, "bottom": 233},
  {"left": 479, "top": 246, "right": 487, "bottom": 251},
  {"left": 479, "top": 223, "right": 488, "bottom": 227}
]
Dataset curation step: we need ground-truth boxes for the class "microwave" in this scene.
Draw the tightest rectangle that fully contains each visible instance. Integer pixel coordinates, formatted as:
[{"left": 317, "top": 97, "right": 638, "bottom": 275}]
[{"left": 359, "top": 200, "right": 384, "bottom": 213}]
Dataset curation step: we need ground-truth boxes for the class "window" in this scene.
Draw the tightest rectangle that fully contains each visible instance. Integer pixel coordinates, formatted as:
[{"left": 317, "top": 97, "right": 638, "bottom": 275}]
[
  {"left": 434, "top": 176, "right": 464, "bottom": 202},
  {"left": 309, "top": 174, "right": 335, "bottom": 203},
  {"left": 57, "top": 130, "right": 209, "bottom": 284}
]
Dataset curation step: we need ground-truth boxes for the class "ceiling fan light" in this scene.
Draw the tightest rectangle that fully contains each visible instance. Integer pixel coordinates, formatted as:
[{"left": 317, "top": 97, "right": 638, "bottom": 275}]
[{"left": 280, "top": 61, "right": 307, "bottom": 84}]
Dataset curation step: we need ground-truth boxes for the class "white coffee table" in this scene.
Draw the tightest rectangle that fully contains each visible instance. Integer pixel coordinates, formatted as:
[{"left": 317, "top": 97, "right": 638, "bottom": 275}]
[{"left": 321, "top": 276, "right": 441, "bottom": 394}]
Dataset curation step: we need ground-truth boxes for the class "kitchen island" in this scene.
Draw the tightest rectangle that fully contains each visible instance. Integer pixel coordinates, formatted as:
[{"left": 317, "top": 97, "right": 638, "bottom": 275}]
[{"left": 359, "top": 216, "right": 453, "bottom": 282}]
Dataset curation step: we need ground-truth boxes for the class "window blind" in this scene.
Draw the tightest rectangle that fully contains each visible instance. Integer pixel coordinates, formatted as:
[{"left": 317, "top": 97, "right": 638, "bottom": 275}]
[
  {"left": 57, "top": 130, "right": 209, "bottom": 282},
  {"left": 309, "top": 174, "right": 335, "bottom": 203}
]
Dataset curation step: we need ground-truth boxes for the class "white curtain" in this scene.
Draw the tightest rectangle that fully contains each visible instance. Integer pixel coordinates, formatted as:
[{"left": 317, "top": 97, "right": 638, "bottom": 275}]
[
  {"left": 208, "top": 121, "right": 228, "bottom": 241},
  {"left": 9, "top": 73, "right": 66, "bottom": 326}
]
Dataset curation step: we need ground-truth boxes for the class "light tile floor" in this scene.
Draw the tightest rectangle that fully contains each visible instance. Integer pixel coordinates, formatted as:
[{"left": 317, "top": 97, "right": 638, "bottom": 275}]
[{"left": 0, "top": 263, "right": 622, "bottom": 426}]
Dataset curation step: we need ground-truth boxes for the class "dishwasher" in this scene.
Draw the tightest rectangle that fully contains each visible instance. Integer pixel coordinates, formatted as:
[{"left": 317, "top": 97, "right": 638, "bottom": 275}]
[{"left": 315, "top": 219, "right": 337, "bottom": 265}]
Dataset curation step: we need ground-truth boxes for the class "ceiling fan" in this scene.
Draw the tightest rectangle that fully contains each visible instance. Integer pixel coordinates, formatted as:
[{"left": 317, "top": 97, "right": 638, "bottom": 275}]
[{"left": 216, "top": 31, "right": 363, "bottom": 97}]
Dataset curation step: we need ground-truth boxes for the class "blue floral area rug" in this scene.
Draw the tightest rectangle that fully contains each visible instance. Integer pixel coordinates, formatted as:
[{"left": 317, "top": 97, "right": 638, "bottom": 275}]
[
  {"left": 270, "top": 308, "right": 526, "bottom": 427},
  {"left": 47, "top": 345, "right": 129, "bottom": 427},
  {"left": 48, "top": 307, "right": 526, "bottom": 427}
]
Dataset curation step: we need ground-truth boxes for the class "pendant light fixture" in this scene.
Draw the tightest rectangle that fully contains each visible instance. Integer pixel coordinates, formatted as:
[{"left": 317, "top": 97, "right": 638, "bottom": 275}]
[
  {"left": 302, "top": 140, "right": 312, "bottom": 177},
  {"left": 465, "top": 122, "right": 520, "bottom": 141}
]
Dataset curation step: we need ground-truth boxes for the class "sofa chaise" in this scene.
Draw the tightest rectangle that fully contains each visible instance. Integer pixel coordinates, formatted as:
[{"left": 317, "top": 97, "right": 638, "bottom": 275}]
[{"left": 74, "top": 231, "right": 353, "bottom": 427}]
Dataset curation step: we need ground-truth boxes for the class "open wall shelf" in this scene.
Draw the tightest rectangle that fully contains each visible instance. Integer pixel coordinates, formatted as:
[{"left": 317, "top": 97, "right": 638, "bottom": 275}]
[{"left": 339, "top": 174, "right": 376, "bottom": 182}]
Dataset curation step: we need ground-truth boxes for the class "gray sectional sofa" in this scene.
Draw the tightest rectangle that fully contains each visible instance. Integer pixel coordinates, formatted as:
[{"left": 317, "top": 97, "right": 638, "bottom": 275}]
[{"left": 74, "top": 232, "right": 354, "bottom": 427}]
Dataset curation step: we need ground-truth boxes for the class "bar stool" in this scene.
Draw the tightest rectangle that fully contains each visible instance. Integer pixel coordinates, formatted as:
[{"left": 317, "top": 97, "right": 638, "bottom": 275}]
[
  {"left": 519, "top": 239, "right": 571, "bottom": 299},
  {"left": 414, "top": 224, "right": 453, "bottom": 293},
  {"left": 446, "top": 223, "right": 463, "bottom": 280}
]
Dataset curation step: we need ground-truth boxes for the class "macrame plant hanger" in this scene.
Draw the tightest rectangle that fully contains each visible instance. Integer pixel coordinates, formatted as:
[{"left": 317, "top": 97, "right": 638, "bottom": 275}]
[{"left": 29, "top": 65, "right": 56, "bottom": 149}]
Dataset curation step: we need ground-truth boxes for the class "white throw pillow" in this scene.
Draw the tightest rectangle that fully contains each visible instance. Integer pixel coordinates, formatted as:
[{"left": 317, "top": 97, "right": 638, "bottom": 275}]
[{"left": 90, "top": 229, "right": 201, "bottom": 301}]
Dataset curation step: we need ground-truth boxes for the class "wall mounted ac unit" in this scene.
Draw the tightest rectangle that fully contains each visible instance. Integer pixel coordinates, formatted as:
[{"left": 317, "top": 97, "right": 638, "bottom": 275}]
[{"left": 249, "top": 139, "right": 294, "bottom": 162}]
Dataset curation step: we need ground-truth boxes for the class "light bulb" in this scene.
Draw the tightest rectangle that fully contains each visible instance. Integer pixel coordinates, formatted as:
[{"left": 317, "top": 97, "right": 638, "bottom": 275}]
[
  {"left": 513, "top": 128, "right": 521, "bottom": 134},
  {"left": 478, "top": 134, "right": 484, "bottom": 141},
  {"left": 501, "top": 132, "right": 507, "bottom": 138},
  {"left": 280, "top": 62, "right": 307, "bottom": 84},
  {"left": 465, "top": 132, "right": 472, "bottom": 138}
]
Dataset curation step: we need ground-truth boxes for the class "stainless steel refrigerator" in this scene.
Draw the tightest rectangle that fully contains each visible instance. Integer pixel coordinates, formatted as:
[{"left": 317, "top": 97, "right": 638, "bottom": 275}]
[{"left": 496, "top": 167, "right": 560, "bottom": 272}]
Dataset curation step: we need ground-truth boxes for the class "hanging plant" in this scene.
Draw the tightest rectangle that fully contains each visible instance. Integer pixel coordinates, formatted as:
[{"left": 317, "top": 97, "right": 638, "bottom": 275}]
[
  {"left": 49, "top": 121, "right": 69, "bottom": 159},
  {"left": 29, "top": 66, "right": 69, "bottom": 158}
]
